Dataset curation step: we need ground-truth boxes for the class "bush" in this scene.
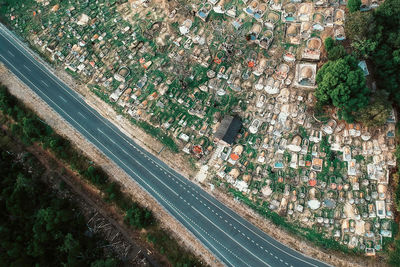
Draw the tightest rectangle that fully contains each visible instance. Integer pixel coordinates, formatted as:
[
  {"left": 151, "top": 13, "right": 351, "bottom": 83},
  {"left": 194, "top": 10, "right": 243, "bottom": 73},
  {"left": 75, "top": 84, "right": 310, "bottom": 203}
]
[
  {"left": 324, "top": 37, "right": 346, "bottom": 61},
  {"left": 315, "top": 55, "right": 370, "bottom": 122},
  {"left": 124, "top": 204, "right": 153, "bottom": 228},
  {"left": 347, "top": 0, "right": 361, "bottom": 12}
]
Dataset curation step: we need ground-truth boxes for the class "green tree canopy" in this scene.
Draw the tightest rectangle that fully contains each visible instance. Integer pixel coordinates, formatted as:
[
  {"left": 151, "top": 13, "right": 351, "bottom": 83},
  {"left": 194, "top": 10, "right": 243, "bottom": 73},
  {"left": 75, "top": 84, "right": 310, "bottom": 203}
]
[
  {"left": 345, "top": 11, "right": 375, "bottom": 42},
  {"left": 324, "top": 37, "right": 347, "bottom": 61},
  {"left": 370, "top": 0, "right": 400, "bottom": 105},
  {"left": 347, "top": 0, "right": 361, "bottom": 12},
  {"left": 315, "top": 55, "right": 370, "bottom": 122},
  {"left": 344, "top": 11, "right": 377, "bottom": 59},
  {"left": 356, "top": 93, "right": 391, "bottom": 126}
]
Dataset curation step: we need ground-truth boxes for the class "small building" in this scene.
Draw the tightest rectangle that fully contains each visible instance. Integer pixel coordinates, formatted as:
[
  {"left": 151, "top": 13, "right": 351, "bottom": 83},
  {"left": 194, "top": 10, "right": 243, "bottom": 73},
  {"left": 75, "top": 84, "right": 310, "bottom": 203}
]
[
  {"left": 358, "top": 61, "right": 369, "bottom": 76},
  {"left": 375, "top": 200, "right": 386, "bottom": 219},
  {"left": 214, "top": 116, "right": 242, "bottom": 145},
  {"left": 311, "top": 157, "right": 323, "bottom": 171}
]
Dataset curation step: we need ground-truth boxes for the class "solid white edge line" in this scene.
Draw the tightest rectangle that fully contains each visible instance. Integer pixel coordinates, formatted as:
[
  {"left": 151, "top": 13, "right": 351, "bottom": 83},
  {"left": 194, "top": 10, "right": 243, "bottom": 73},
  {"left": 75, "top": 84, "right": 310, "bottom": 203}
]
[
  {"left": 0, "top": 53, "right": 237, "bottom": 267},
  {"left": 0, "top": 24, "right": 331, "bottom": 267}
]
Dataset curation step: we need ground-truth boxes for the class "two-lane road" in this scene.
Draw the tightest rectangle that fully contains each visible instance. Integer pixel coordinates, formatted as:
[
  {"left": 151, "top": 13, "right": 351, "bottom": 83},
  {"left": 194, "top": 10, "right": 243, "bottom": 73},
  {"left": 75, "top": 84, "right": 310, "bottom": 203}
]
[{"left": 0, "top": 24, "right": 331, "bottom": 267}]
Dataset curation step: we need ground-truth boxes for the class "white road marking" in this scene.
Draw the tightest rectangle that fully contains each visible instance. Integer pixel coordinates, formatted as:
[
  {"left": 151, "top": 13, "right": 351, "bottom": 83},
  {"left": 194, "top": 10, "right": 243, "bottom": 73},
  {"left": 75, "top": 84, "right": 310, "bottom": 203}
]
[
  {"left": 0, "top": 27, "right": 331, "bottom": 267},
  {"left": 77, "top": 111, "right": 85, "bottom": 118},
  {"left": 7, "top": 50, "right": 14, "bottom": 57},
  {"left": 41, "top": 80, "right": 49, "bottom": 87},
  {"left": 192, "top": 206, "right": 272, "bottom": 267},
  {"left": 59, "top": 95, "right": 67, "bottom": 102},
  {"left": 23, "top": 64, "right": 31, "bottom": 71}
]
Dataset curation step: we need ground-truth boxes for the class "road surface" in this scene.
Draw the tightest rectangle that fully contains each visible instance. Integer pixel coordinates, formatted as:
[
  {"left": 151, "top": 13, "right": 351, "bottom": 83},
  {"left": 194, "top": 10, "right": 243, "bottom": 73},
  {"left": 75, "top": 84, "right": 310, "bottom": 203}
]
[{"left": 0, "top": 24, "right": 331, "bottom": 267}]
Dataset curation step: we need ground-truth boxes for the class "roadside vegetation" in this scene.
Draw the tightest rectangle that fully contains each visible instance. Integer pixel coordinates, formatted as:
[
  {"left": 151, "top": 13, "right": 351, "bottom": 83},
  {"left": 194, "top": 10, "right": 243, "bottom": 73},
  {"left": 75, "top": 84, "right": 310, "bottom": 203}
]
[
  {"left": 0, "top": 131, "right": 119, "bottom": 266},
  {"left": 227, "top": 187, "right": 351, "bottom": 253},
  {"left": 0, "top": 83, "right": 203, "bottom": 266},
  {"left": 89, "top": 85, "right": 179, "bottom": 153}
]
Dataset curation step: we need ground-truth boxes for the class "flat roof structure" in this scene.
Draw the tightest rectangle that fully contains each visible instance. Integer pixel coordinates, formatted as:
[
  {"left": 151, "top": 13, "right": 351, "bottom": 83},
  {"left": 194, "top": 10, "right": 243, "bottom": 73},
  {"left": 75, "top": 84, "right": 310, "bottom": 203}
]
[{"left": 215, "top": 116, "right": 242, "bottom": 145}]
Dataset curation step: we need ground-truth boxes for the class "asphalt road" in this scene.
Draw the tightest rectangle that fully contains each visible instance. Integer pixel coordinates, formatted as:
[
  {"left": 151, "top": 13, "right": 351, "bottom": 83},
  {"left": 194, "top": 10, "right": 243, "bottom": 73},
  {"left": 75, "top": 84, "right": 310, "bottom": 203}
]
[{"left": 0, "top": 24, "right": 331, "bottom": 267}]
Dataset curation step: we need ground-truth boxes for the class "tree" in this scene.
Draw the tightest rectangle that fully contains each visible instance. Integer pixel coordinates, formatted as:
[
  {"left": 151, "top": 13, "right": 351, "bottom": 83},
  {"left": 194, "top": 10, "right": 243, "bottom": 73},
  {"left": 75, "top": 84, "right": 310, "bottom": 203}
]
[
  {"left": 124, "top": 204, "right": 153, "bottom": 228},
  {"left": 389, "top": 239, "right": 400, "bottom": 267},
  {"left": 356, "top": 94, "right": 391, "bottom": 126},
  {"left": 345, "top": 11, "right": 375, "bottom": 42},
  {"left": 324, "top": 37, "right": 346, "bottom": 60},
  {"left": 315, "top": 55, "right": 370, "bottom": 122},
  {"left": 370, "top": 0, "right": 400, "bottom": 106},
  {"left": 345, "top": 12, "right": 377, "bottom": 58},
  {"left": 91, "top": 258, "right": 118, "bottom": 267},
  {"left": 351, "top": 39, "right": 377, "bottom": 59},
  {"left": 347, "top": 0, "right": 361, "bottom": 12}
]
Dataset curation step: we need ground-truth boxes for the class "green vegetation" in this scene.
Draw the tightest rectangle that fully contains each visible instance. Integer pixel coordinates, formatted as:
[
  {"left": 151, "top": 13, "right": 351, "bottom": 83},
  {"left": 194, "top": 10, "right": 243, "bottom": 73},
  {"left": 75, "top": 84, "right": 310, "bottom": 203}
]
[
  {"left": 0, "top": 136, "right": 119, "bottom": 266},
  {"left": 389, "top": 238, "right": 400, "bottom": 266},
  {"left": 324, "top": 37, "right": 347, "bottom": 61},
  {"left": 315, "top": 55, "right": 370, "bottom": 122},
  {"left": 136, "top": 120, "right": 179, "bottom": 153},
  {"left": 356, "top": 93, "right": 391, "bottom": 127},
  {"left": 347, "top": 0, "right": 361, "bottom": 13},
  {"left": 345, "top": 12, "right": 377, "bottom": 59},
  {"left": 369, "top": 0, "right": 400, "bottom": 107},
  {"left": 227, "top": 188, "right": 352, "bottom": 253},
  {"left": 0, "top": 84, "right": 202, "bottom": 267},
  {"left": 343, "top": 7, "right": 400, "bottom": 263}
]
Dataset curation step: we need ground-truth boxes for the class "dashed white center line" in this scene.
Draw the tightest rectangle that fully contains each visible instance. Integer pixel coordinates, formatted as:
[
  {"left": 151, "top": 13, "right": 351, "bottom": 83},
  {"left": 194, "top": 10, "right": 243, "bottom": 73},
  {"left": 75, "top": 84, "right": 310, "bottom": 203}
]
[
  {"left": 77, "top": 111, "right": 85, "bottom": 118},
  {"left": 7, "top": 50, "right": 14, "bottom": 57},
  {"left": 59, "top": 95, "right": 67, "bottom": 102},
  {"left": 23, "top": 64, "right": 31, "bottom": 71},
  {"left": 41, "top": 80, "right": 49, "bottom": 87}
]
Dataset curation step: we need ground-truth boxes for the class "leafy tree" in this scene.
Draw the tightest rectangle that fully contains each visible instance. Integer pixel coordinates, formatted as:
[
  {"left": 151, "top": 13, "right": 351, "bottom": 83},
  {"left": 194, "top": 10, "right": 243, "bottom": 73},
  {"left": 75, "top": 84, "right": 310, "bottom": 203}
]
[
  {"left": 91, "top": 258, "right": 118, "bottom": 267},
  {"left": 315, "top": 55, "right": 370, "bottom": 122},
  {"left": 347, "top": 0, "right": 361, "bottom": 12},
  {"left": 370, "top": 0, "right": 400, "bottom": 106},
  {"left": 0, "top": 149, "right": 119, "bottom": 266},
  {"left": 356, "top": 94, "right": 391, "bottom": 126},
  {"left": 351, "top": 39, "right": 377, "bottom": 59},
  {"left": 345, "top": 11, "right": 375, "bottom": 42},
  {"left": 124, "top": 204, "right": 153, "bottom": 228},
  {"left": 344, "top": 11, "right": 377, "bottom": 59},
  {"left": 324, "top": 37, "right": 346, "bottom": 60},
  {"left": 389, "top": 238, "right": 400, "bottom": 266},
  {"left": 85, "top": 166, "right": 108, "bottom": 185}
]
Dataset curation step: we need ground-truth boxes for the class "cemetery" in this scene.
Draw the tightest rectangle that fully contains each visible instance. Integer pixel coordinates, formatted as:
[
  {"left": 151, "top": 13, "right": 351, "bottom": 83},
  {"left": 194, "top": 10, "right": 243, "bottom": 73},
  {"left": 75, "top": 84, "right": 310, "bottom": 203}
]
[{"left": 4, "top": 0, "right": 395, "bottom": 256}]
